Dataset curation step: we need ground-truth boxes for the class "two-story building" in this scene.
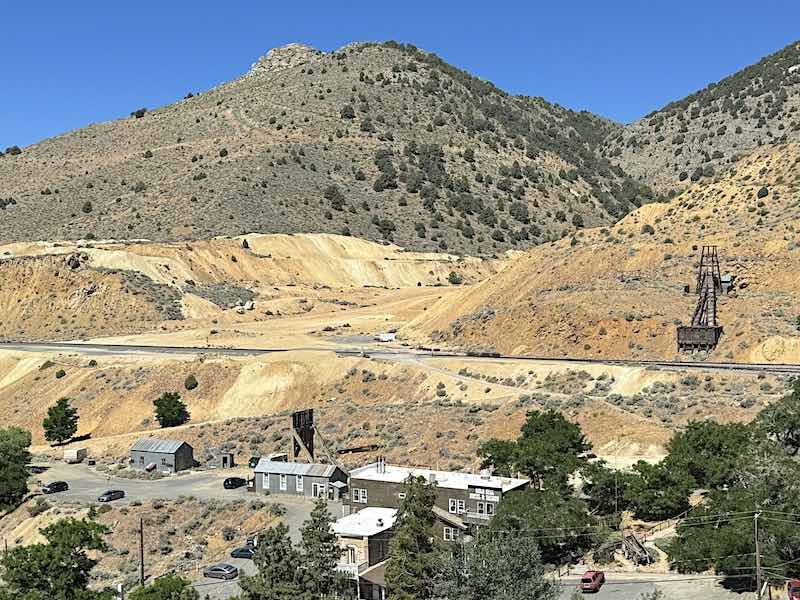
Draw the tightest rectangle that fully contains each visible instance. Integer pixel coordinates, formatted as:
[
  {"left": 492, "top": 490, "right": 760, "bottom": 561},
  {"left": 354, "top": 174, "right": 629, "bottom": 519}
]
[
  {"left": 344, "top": 458, "right": 528, "bottom": 540},
  {"left": 333, "top": 506, "right": 396, "bottom": 597}
]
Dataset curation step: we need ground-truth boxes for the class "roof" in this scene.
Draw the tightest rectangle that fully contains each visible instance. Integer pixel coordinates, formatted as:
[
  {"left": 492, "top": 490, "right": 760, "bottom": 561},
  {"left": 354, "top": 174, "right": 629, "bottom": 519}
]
[
  {"left": 432, "top": 506, "right": 467, "bottom": 530},
  {"left": 333, "top": 508, "right": 397, "bottom": 537},
  {"left": 350, "top": 462, "right": 529, "bottom": 493},
  {"left": 130, "top": 438, "right": 189, "bottom": 454},
  {"left": 254, "top": 459, "right": 339, "bottom": 477},
  {"left": 360, "top": 560, "right": 387, "bottom": 587}
]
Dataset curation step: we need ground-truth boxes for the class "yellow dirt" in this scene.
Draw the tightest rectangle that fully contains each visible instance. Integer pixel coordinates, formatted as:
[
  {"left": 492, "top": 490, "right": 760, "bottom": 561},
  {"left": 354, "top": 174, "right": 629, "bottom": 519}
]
[{"left": 407, "top": 143, "right": 800, "bottom": 363}]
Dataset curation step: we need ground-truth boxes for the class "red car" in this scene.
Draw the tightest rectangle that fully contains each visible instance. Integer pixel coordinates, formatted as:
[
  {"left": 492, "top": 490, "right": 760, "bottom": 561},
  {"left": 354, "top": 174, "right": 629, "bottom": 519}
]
[
  {"left": 788, "top": 579, "right": 800, "bottom": 600},
  {"left": 580, "top": 570, "right": 605, "bottom": 593}
]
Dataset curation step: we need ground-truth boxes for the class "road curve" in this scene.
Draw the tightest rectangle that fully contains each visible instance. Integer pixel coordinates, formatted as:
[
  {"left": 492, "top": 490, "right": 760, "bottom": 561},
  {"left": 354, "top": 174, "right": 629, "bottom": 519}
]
[{"left": 1, "top": 341, "right": 799, "bottom": 374}]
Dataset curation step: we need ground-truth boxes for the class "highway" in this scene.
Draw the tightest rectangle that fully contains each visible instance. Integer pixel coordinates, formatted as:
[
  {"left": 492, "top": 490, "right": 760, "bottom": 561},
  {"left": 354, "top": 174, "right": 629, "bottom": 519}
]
[{"left": 1, "top": 340, "right": 799, "bottom": 374}]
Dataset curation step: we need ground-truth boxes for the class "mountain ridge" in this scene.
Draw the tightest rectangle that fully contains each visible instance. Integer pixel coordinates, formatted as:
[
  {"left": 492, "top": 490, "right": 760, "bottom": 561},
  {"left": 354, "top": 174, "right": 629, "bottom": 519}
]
[{"left": 0, "top": 41, "right": 653, "bottom": 252}]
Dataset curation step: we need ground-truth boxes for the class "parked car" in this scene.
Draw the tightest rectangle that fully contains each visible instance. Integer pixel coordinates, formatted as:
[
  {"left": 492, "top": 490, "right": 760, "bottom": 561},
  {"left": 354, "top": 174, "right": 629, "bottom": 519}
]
[
  {"left": 580, "top": 570, "right": 605, "bottom": 593},
  {"left": 203, "top": 563, "right": 239, "bottom": 580},
  {"left": 230, "top": 546, "right": 256, "bottom": 559},
  {"left": 788, "top": 579, "right": 800, "bottom": 600},
  {"left": 224, "top": 477, "right": 247, "bottom": 489},
  {"left": 97, "top": 490, "right": 125, "bottom": 502},
  {"left": 41, "top": 481, "right": 69, "bottom": 494}
]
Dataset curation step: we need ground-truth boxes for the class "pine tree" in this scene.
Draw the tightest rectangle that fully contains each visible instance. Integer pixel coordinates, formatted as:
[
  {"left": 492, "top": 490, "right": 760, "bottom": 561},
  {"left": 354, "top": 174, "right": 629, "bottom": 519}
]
[
  {"left": 385, "top": 476, "right": 441, "bottom": 600},
  {"left": 240, "top": 523, "right": 301, "bottom": 600},
  {"left": 298, "top": 497, "right": 348, "bottom": 599},
  {"left": 42, "top": 398, "right": 79, "bottom": 445}
]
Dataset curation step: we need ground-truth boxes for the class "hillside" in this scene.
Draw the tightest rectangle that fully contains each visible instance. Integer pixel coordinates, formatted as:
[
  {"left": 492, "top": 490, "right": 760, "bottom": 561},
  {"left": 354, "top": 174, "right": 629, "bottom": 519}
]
[
  {"left": 0, "top": 233, "right": 503, "bottom": 341},
  {"left": 408, "top": 142, "right": 800, "bottom": 363},
  {"left": 606, "top": 41, "right": 800, "bottom": 191},
  {"left": 0, "top": 42, "right": 654, "bottom": 254}
]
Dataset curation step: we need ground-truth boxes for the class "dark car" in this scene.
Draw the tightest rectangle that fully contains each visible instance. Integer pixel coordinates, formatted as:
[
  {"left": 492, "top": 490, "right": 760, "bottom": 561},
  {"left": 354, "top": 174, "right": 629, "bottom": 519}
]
[
  {"left": 230, "top": 546, "right": 256, "bottom": 559},
  {"left": 580, "top": 570, "right": 605, "bottom": 593},
  {"left": 41, "top": 481, "right": 69, "bottom": 494},
  {"left": 97, "top": 489, "right": 125, "bottom": 502},
  {"left": 223, "top": 477, "right": 247, "bottom": 489},
  {"left": 203, "top": 563, "right": 239, "bottom": 580}
]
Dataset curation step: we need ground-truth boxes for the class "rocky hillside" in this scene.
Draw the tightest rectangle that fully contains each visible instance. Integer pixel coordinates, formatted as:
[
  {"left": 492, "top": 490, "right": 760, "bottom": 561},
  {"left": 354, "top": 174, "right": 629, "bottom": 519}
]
[
  {"left": 605, "top": 41, "right": 800, "bottom": 191},
  {"left": 408, "top": 142, "right": 800, "bottom": 363},
  {"left": 0, "top": 42, "right": 654, "bottom": 253}
]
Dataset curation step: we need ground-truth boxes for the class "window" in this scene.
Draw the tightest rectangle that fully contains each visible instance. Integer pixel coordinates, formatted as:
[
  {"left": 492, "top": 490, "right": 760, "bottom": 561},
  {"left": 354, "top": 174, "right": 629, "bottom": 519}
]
[
  {"left": 398, "top": 492, "right": 406, "bottom": 500},
  {"left": 279, "top": 474, "right": 287, "bottom": 491},
  {"left": 313, "top": 483, "right": 325, "bottom": 498},
  {"left": 139, "top": 456, "right": 144, "bottom": 464},
  {"left": 448, "top": 499, "right": 465, "bottom": 514},
  {"left": 443, "top": 527, "right": 458, "bottom": 541},
  {"left": 352, "top": 488, "right": 368, "bottom": 504},
  {"left": 161, "top": 457, "right": 167, "bottom": 465},
  {"left": 296, "top": 475, "right": 304, "bottom": 492},
  {"left": 477, "top": 502, "right": 485, "bottom": 515},
  {"left": 486, "top": 502, "right": 495, "bottom": 516}
]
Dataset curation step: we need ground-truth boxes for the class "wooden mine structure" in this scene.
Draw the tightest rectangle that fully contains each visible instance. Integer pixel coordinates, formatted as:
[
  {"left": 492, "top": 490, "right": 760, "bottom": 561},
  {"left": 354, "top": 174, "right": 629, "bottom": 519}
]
[{"left": 677, "top": 245, "right": 724, "bottom": 352}]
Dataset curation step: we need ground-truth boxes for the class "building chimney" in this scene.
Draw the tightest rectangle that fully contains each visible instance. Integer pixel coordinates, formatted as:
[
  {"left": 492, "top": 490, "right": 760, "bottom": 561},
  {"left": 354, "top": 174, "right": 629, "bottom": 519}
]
[{"left": 376, "top": 456, "right": 386, "bottom": 474}]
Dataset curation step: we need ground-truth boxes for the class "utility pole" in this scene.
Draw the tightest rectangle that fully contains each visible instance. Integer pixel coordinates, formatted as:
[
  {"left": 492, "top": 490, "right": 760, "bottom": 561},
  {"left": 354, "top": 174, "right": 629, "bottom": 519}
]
[
  {"left": 754, "top": 512, "right": 762, "bottom": 600},
  {"left": 139, "top": 517, "right": 145, "bottom": 588}
]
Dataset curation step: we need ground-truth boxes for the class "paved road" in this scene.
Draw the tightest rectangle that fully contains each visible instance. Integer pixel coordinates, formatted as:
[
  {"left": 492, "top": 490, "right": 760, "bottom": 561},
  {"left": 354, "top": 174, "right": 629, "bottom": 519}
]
[
  {"left": 3, "top": 341, "right": 799, "bottom": 374},
  {"left": 31, "top": 461, "right": 253, "bottom": 504},
  {"left": 30, "top": 461, "right": 340, "bottom": 600},
  {"left": 557, "top": 573, "right": 755, "bottom": 599}
]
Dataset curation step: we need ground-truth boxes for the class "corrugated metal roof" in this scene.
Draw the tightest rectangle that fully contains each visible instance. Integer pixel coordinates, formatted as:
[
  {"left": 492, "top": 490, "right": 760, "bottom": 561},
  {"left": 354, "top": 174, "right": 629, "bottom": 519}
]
[
  {"left": 130, "top": 438, "right": 187, "bottom": 454},
  {"left": 254, "top": 459, "right": 338, "bottom": 477}
]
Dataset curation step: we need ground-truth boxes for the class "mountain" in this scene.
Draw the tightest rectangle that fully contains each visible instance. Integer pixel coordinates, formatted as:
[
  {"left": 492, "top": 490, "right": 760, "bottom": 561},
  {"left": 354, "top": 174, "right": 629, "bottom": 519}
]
[
  {"left": 407, "top": 142, "right": 800, "bottom": 363},
  {"left": 0, "top": 42, "right": 654, "bottom": 254},
  {"left": 605, "top": 41, "right": 800, "bottom": 191}
]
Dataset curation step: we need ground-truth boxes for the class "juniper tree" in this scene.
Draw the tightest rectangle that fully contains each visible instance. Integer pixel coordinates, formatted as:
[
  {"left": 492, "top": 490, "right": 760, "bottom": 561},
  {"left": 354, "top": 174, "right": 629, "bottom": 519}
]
[{"left": 298, "top": 497, "right": 349, "bottom": 599}]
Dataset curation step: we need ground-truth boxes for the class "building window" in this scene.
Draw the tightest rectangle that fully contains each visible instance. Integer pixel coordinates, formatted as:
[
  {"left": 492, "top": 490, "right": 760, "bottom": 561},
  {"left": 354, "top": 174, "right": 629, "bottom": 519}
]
[
  {"left": 486, "top": 502, "right": 495, "bottom": 516},
  {"left": 398, "top": 492, "right": 406, "bottom": 500},
  {"left": 448, "top": 499, "right": 464, "bottom": 514},
  {"left": 477, "top": 502, "right": 485, "bottom": 515},
  {"left": 352, "top": 488, "right": 367, "bottom": 504},
  {"left": 279, "top": 474, "right": 287, "bottom": 491},
  {"left": 139, "top": 456, "right": 144, "bottom": 464},
  {"left": 296, "top": 475, "right": 304, "bottom": 492},
  {"left": 443, "top": 527, "right": 458, "bottom": 542},
  {"left": 161, "top": 457, "right": 167, "bottom": 465}
]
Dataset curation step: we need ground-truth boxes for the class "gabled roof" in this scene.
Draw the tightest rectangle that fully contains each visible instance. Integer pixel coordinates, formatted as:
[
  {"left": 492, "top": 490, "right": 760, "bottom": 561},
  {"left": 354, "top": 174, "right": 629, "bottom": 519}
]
[
  {"left": 254, "top": 459, "right": 340, "bottom": 477},
  {"left": 350, "top": 462, "right": 529, "bottom": 493},
  {"left": 333, "top": 508, "right": 397, "bottom": 537},
  {"left": 432, "top": 506, "right": 467, "bottom": 530},
  {"left": 130, "top": 438, "right": 189, "bottom": 454}
]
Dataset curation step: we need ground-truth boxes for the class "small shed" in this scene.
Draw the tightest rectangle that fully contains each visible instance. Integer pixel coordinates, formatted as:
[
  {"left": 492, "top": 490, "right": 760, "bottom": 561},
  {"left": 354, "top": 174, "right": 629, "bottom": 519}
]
[
  {"left": 130, "top": 438, "right": 194, "bottom": 473},
  {"left": 253, "top": 460, "right": 348, "bottom": 499}
]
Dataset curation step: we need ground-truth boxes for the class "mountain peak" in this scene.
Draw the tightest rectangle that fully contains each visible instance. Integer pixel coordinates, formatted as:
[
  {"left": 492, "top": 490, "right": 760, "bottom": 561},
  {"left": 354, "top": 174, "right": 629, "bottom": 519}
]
[{"left": 246, "top": 43, "right": 322, "bottom": 78}]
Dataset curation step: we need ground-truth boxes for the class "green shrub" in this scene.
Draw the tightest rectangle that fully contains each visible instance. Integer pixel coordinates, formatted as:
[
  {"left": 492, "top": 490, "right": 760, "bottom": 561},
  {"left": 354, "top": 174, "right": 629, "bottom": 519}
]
[{"left": 184, "top": 374, "right": 198, "bottom": 391}]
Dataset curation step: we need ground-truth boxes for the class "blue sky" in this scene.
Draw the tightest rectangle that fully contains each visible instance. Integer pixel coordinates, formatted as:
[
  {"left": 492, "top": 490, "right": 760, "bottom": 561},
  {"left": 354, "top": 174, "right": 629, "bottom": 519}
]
[{"left": 3, "top": 1, "right": 799, "bottom": 149}]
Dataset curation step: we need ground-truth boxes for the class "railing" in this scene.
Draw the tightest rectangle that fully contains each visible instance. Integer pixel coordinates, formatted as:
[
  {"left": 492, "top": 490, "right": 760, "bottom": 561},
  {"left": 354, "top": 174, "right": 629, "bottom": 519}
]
[
  {"left": 464, "top": 511, "right": 491, "bottom": 521},
  {"left": 335, "top": 562, "right": 369, "bottom": 578}
]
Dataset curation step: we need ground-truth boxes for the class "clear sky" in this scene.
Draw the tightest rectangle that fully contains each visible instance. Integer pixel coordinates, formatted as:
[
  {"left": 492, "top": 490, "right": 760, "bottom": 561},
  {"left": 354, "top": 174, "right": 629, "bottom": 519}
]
[{"left": 3, "top": 0, "right": 799, "bottom": 149}]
